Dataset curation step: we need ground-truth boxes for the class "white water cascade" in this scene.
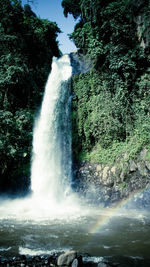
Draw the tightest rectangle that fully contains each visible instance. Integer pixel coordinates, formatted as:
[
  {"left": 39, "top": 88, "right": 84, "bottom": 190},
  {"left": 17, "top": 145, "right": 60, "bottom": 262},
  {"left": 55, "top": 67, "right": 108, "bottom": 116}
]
[
  {"left": 31, "top": 55, "right": 73, "bottom": 202},
  {"left": 0, "top": 55, "right": 81, "bottom": 219}
]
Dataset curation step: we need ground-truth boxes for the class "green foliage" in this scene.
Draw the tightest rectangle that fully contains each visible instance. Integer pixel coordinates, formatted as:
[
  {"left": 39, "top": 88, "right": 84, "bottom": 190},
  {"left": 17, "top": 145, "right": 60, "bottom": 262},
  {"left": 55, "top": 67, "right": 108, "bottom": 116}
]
[
  {"left": 77, "top": 117, "right": 150, "bottom": 166},
  {"left": 0, "top": 0, "right": 60, "bottom": 193},
  {"left": 72, "top": 70, "right": 130, "bottom": 155},
  {"left": 61, "top": 0, "right": 80, "bottom": 18},
  {"left": 62, "top": 0, "right": 150, "bottom": 163}
]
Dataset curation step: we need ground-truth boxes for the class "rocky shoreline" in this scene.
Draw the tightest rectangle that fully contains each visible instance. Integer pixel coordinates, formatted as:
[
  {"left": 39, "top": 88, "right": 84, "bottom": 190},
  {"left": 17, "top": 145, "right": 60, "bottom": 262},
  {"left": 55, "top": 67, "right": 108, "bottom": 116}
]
[
  {"left": 0, "top": 251, "right": 111, "bottom": 267},
  {"left": 1, "top": 251, "right": 150, "bottom": 267},
  {"left": 1, "top": 250, "right": 150, "bottom": 267},
  {"left": 73, "top": 148, "right": 150, "bottom": 209}
]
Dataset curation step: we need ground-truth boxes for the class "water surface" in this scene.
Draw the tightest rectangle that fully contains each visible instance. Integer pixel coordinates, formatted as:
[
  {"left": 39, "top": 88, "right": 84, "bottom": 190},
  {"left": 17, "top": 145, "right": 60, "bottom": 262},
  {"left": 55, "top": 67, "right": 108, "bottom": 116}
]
[{"left": 0, "top": 204, "right": 150, "bottom": 266}]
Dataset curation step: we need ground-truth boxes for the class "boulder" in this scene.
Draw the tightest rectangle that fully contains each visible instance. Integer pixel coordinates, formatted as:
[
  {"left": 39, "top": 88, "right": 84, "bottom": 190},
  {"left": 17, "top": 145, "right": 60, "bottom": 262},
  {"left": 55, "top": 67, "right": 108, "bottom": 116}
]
[
  {"left": 57, "top": 251, "right": 77, "bottom": 266},
  {"left": 71, "top": 258, "right": 78, "bottom": 267}
]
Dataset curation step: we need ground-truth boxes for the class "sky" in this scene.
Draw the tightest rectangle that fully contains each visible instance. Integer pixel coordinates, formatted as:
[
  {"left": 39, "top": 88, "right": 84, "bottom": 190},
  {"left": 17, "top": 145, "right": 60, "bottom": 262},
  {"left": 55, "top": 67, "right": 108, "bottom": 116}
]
[{"left": 22, "top": 0, "right": 77, "bottom": 54}]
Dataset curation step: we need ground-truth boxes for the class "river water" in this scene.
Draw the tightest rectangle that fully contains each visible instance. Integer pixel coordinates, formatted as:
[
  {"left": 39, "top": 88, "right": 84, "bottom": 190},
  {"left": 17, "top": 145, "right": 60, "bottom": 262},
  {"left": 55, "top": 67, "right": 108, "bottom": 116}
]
[{"left": 0, "top": 199, "right": 150, "bottom": 266}]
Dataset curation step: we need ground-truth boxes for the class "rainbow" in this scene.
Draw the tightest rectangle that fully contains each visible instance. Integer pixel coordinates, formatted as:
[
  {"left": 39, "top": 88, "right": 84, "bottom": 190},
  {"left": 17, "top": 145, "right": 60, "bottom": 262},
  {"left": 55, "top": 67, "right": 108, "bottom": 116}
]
[{"left": 89, "top": 187, "right": 148, "bottom": 234}]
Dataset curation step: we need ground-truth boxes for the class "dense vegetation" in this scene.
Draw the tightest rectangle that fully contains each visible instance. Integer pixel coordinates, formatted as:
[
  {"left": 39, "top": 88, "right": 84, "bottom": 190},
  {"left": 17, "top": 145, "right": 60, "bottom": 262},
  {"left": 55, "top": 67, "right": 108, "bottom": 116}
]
[
  {"left": 62, "top": 0, "right": 150, "bottom": 164},
  {"left": 0, "top": 0, "right": 60, "bottom": 194}
]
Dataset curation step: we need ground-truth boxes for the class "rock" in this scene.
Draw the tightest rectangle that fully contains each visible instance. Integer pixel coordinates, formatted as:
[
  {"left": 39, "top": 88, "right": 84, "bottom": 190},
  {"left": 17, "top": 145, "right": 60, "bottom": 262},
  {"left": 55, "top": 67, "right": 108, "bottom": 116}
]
[
  {"left": 111, "top": 166, "right": 116, "bottom": 176},
  {"left": 120, "top": 171, "right": 126, "bottom": 181},
  {"left": 57, "top": 251, "right": 77, "bottom": 266},
  {"left": 129, "top": 160, "right": 137, "bottom": 172},
  {"left": 146, "top": 161, "right": 150, "bottom": 171},
  {"left": 102, "top": 167, "right": 109, "bottom": 180},
  {"left": 70, "top": 52, "right": 93, "bottom": 74},
  {"left": 137, "top": 162, "right": 148, "bottom": 175},
  {"left": 96, "top": 165, "right": 103, "bottom": 172},
  {"left": 74, "top": 146, "right": 150, "bottom": 208},
  {"left": 140, "top": 148, "right": 147, "bottom": 160},
  {"left": 97, "top": 263, "right": 108, "bottom": 267},
  {"left": 131, "top": 0, "right": 150, "bottom": 51},
  {"left": 71, "top": 258, "right": 78, "bottom": 267},
  {"left": 131, "top": 0, "right": 145, "bottom": 9}
]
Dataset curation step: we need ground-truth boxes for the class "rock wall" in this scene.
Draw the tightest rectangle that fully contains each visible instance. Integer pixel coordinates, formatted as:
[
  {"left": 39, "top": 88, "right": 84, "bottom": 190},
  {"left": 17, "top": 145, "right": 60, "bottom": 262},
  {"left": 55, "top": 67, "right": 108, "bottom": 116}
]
[
  {"left": 131, "top": 0, "right": 150, "bottom": 51},
  {"left": 73, "top": 148, "right": 150, "bottom": 208},
  {"left": 70, "top": 51, "right": 93, "bottom": 75}
]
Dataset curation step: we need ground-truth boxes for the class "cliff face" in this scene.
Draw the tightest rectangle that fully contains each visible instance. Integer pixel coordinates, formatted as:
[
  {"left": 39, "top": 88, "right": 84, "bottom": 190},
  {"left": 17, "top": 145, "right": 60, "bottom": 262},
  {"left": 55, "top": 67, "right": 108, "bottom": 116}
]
[
  {"left": 70, "top": 52, "right": 93, "bottom": 74},
  {"left": 74, "top": 148, "right": 150, "bottom": 208},
  {"left": 131, "top": 0, "right": 150, "bottom": 51}
]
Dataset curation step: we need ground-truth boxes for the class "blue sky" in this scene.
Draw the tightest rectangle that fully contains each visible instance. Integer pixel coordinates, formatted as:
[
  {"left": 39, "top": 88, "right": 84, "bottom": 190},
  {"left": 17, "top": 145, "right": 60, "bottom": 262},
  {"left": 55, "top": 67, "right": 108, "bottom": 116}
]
[{"left": 22, "top": 0, "right": 77, "bottom": 54}]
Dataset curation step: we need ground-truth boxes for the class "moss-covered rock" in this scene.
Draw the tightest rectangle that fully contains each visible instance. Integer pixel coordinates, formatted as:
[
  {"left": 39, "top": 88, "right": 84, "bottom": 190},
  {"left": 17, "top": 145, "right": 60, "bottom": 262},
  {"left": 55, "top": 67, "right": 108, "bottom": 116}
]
[{"left": 74, "top": 148, "right": 150, "bottom": 208}]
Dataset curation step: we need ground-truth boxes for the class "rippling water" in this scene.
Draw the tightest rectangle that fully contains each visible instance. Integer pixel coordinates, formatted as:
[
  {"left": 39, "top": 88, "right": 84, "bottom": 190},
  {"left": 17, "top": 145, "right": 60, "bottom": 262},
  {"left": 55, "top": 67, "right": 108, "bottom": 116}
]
[{"left": 0, "top": 202, "right": 150, "bottom": 266}]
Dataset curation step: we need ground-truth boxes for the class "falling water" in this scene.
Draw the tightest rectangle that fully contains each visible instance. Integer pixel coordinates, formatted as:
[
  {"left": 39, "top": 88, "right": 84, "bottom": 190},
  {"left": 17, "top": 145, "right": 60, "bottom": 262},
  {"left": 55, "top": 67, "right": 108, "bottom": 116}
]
[
  {"left": 31, "top": 55, "right": 72, "bottom": 202},
  {"left": 0, "top": 54, "right": 80, "bottom": 219}
]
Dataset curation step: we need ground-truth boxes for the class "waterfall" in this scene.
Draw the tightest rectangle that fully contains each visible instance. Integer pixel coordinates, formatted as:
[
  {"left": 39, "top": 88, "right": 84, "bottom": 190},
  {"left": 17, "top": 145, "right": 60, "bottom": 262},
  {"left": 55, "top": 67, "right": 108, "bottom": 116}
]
[
  {"left": 0, "top": 54, "right": 80, "bottom": 219},
  {"left": 31, "top": 55, "right": 72, "bottom": 202}
]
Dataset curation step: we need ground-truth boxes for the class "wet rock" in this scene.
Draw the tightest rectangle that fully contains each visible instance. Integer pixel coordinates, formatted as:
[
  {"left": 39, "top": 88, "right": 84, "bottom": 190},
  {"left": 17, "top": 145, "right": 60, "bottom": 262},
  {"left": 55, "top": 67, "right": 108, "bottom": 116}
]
[
  {"left": 71, "top": 258, "right": 78, "bottom": 267},
  {"left": 57, "top": 250, "right": 77, "bottom": 266},
  {"left": 74, "top": 147, "right": 150, "bottom": 208},
  {"left": 97, "top": 263, "right": 108, "bottom": 267},
  {"left": 20, "top": 255, "right": 26, "bottom": 261},
  {"left": 70, "top": 52, "right": 93, "bottom": 75}
]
